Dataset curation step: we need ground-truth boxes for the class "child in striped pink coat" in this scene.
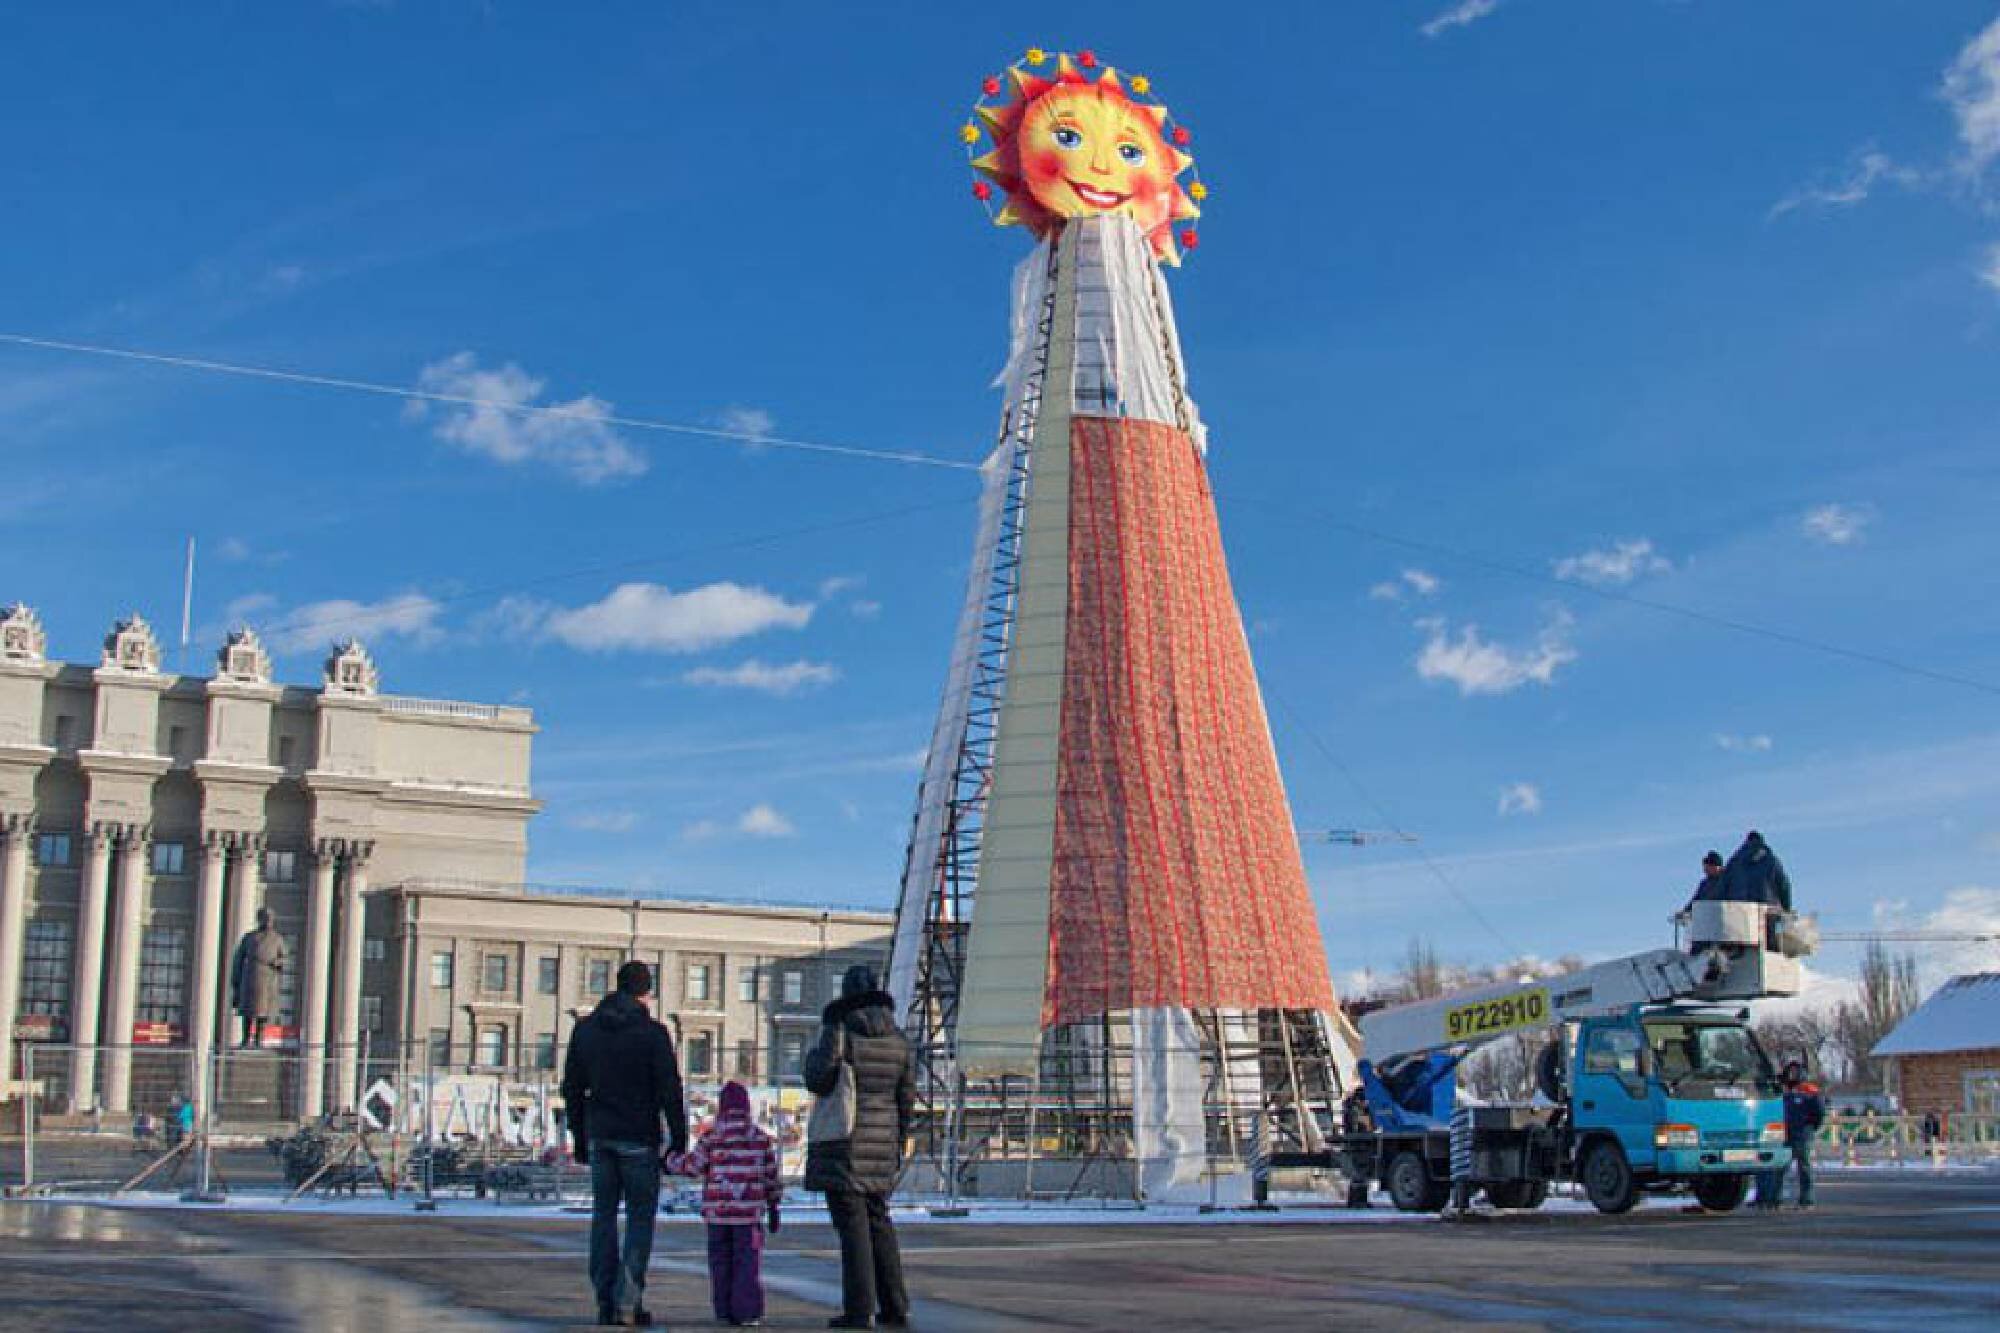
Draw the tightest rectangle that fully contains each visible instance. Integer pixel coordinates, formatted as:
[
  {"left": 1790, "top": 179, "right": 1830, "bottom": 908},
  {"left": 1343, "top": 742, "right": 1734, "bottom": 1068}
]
[{"left": 665, "top": 1081, "right": 782, "bottom": 1327}]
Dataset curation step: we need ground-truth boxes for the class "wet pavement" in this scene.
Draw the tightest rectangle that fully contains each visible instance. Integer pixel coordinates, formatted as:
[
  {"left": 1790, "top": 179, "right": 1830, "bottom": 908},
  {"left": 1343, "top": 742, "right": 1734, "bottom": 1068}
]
[{"left": 1, "top": 1172, "right": 1996, "bottom": 1329}]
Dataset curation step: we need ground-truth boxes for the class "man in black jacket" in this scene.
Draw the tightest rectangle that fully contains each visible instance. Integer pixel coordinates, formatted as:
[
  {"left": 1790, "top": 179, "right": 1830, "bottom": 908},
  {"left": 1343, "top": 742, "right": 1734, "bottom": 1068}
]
[
  {"left": 562, "top": 961, "right": 687, "bottom": 1327},
  {"left": 803, "top": 965, "right": 914, "bottom": 1329}
]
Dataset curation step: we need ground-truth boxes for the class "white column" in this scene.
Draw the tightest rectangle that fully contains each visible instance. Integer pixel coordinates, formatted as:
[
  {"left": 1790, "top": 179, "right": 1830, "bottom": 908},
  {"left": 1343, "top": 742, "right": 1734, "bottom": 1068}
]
[
  {"left": 188, "top": 835, "right": 228, "bottom": 1113},
  {"left": 0, "top": 817, "right": 32, "bottom": 1090},
  {"left": 332, "top": 853, "right": 370, "bottom": 1111},
  {"left": 298, "top": 844, "right": 336, "bottom": 1119},
  {"left": 102, "top": 829, "right": 148, "bottom": 1114},
  {"left": 69, "top": 827, "right": 115, "bottom": 1112}
]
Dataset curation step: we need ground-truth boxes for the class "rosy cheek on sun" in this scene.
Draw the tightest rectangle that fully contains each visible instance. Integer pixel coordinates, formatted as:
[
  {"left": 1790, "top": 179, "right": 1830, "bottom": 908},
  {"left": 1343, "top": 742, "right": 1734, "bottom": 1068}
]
[{"left": 1026, "top": 148, "right": 1063, "bottom": 184}]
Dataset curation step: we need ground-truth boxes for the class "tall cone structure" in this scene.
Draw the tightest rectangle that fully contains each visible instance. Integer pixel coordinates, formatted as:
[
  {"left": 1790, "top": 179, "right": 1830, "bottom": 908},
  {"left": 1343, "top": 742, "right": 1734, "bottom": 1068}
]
[{"left": 890, "top": 53, "right": 1354, "bottom": 1201}]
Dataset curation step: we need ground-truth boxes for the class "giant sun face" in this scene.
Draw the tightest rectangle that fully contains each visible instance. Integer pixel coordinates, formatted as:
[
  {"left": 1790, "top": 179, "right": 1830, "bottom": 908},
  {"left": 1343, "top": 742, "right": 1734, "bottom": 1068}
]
[{"left": 969, "top": 53, "right": 1201, "bottom": 264}]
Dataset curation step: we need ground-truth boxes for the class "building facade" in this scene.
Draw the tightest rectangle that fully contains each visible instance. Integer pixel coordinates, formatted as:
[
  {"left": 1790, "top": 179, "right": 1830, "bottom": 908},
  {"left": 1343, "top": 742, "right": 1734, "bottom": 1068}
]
[
  {"left": 1874, "top": 973, "right": 2000, "bottom": 1119},
  {"left": 0, "top": 605, "right": 537, "bottom": 1116},
  {"left": 384, "top": 881, "right": 890, "bottom": 1084}
]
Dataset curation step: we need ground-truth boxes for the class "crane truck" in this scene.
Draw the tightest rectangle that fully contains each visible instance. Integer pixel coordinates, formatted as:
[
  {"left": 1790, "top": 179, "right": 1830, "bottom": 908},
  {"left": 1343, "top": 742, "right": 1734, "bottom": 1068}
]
[{"left": 1277, "top": 898, "right": 1819, "bottom": 1215}]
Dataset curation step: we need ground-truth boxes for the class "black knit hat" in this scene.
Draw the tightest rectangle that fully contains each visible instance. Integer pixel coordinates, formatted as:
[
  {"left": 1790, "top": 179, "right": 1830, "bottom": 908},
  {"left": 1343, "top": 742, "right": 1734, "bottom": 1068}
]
[
  {"left": 1703, "top": 850, "right": 1723, "bottom": 868},
  {"left": 841, "top": 963, "right": 880, "bottom": 998}
]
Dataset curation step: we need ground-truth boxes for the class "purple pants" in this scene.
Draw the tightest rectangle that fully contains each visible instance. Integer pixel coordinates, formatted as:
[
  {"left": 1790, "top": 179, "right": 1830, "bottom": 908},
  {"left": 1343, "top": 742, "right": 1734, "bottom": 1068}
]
[{"left": 706, "top": 1221, "right": 764, "bottom": 1324}]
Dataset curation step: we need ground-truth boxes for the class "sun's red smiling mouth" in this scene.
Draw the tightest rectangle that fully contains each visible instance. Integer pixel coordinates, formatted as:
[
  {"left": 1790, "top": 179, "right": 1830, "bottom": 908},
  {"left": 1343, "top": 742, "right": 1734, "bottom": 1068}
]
[{"left": 1066, "top": 179, "right": 1129, "bottom": 209}]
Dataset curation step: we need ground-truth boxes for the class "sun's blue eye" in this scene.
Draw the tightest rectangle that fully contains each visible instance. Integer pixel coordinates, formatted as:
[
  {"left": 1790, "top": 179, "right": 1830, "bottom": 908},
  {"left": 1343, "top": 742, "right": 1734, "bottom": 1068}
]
[
  {"left": 1118, "top": 143, "right": 1146, "bottom": 165},
  {"left": 1053, "top": 126, "right": 1083, "bottom": 150}
]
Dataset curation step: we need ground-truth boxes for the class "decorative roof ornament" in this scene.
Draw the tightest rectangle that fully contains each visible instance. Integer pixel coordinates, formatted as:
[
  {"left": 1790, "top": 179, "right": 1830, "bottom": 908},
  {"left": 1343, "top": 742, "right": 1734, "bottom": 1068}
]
[
  {"left": 0, "top": 603, "right": 47, "bottom": 665},
  {"left": 217, "top": 626, "right": 273, "bottom": 684},
  {"left": 323, "top": 639, "right": 379, "bottom": 697},
  {"left": 102, "top": 612, "right": 162, "bottom": 674},
  {"left": 963, "top": 49, "right": 1204, "bottom": 264}
]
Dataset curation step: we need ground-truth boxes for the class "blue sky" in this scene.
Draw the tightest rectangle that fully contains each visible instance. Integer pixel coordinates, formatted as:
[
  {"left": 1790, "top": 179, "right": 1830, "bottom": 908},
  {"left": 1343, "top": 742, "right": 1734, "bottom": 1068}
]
[{"left": 5, "top": 2, "right": 1999, "bottom": 994}]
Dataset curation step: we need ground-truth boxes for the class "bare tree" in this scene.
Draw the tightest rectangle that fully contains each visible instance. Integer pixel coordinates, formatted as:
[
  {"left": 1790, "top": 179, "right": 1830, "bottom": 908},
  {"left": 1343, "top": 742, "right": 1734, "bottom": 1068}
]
[
  {"left": 1829, "top": 942, "right": 1921, "bottom": 1092},
  {"left": 1397, "top": 938, "right": 1447, "bottom": 1001},
  {"left": 1753, "top": 1008, "right": 1837, "bottom": 1083}
]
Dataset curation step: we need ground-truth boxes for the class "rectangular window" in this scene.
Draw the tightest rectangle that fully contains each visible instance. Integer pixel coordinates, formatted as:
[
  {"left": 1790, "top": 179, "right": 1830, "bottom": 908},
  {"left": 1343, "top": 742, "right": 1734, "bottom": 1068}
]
[
  {"left": 738, "top": 967, "right": 758, "bottom": 1003},
  {"left": 535, "top": 1034, "right": 558, "bottom": 1071},
  {"left": 363, "top": 937, "right": 387, "bottom": 964},
  {"left": 53, "top": 715, "right": 75, "bottom": 750},
  {"left": 361, "top": 995, "right": 384, "bottom": 1034},
  {"left": 735, "top": 1039, "right": 757, "bottom": 1078},
  {"left": 21, "top": 919, "right": 73, "bottom": 1024},
  {"left": 136, "top": 927, "right": 189, "bottom": 1028},
  {"left": 686, "top": 1031, "right": 714, "bottom": 1077},
  {"left": 167, "top": 725, "right": 187, "bottom": 761},
  {"left": 428, "top": 1027, "right": 451, "bottom": 1067},
  {"left": 263, "top": 850, "right": 297, "bottom": 883},
  {"left": 430, "top": 951, "right": 454, "bottom": 990},
  {"left": 277, "top": 736, "right": 296, "bottom": 769},
  {"left": 150, "top": 842, "right": 186, "bottom": 876},
  {"left": 476, "top": 1027, "right": 507, "bottom": 1068},
  {"left": 34, "top": 833, "right": 72, "bottom": 869},
  {"left": 782, "top": 970, "right": 803, "bottom": 1005},
  {"left": 586, "top": 959, "right": 612, "bottom": 996},
  {"left": 482, "top": 952, "right": 510, "bottom": 995},
  {"left": 538, "top": 956, "right": 560, "bottom": 996},
  {"left": 779, "top": 1032, "right": 806, "bottom": 1076},
  {"left": 687, "top": 963, "right": 711, "bottom": 1005}
]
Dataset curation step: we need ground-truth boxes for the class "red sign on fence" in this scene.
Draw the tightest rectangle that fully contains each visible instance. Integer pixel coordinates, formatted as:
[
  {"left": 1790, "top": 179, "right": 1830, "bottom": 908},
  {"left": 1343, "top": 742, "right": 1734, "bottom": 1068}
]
[{"left": 131, "top": 1022, "right": 184, "bottom": 1046}]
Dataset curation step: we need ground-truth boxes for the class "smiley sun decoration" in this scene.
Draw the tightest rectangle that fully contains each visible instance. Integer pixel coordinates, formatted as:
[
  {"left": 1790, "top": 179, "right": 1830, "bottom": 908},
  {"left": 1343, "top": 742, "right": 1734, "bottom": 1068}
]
[{"left": 965, "top": 49, "right": 1203, "bottom": 264}]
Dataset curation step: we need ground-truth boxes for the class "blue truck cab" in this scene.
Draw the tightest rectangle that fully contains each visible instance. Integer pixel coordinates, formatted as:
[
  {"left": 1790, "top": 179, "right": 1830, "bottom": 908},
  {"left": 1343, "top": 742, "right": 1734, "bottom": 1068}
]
[{"left": 1567, "top": 1003, "right": 1791, "bottom": 1213}]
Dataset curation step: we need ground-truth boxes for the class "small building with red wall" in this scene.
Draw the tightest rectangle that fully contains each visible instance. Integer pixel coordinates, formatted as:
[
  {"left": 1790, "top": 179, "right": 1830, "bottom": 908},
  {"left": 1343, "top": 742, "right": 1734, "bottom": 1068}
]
[{"left": 1873, "top": 973, "right": 2000, "bottom": 1119}]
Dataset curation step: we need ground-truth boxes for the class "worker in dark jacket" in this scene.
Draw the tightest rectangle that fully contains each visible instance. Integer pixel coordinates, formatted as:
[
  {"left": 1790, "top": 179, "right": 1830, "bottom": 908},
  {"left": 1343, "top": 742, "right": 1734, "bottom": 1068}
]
[
  {"left": 1755, "top": 1061, "right": 1824, "bottom": 1210},
  {"left": 1684, "top": 850, "right": 1728, "bottom": 915},
  {"left": 562, "top": 961, "right": 688, "bottom": 1327},
  {"left": 1721, "top": 830, "right": 1793, "bottom": 911},
  {"left": 803, "top": 964, "right": 914, "bottom": 1329}
]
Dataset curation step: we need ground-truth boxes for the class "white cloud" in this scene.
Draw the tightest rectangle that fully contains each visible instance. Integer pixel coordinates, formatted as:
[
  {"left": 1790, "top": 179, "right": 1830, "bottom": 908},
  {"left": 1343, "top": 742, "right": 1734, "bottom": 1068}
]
[
  {"left": 685, "top": 802, "right": 797, "bottom": 841},
  {"left": 1872, "top": 887, "right": 2000, "bottom": 981},
  {"left": 567, "top": 810, "right": 640, "bottom": 834},
  {"left": 1980, "top": 241, "right": 2000, "bottom": 294},
  {"left": 1769, "top": 149, "right": 1924, "bottom": 219},
  {"left": 1415, "top": 610, "right": 1577, "bottom": 696},
  {"left": 1369, "top": 568, "right": 1443, "bottom": 602},
  {"left": 216, "top": 537, "right": 252, "bottom": 562},
  {"left": 738, "top": 802, "right": 795, "bottom": 838},
  {"left": 222, "top": 592, "right": 278, "bottom": 624},
  {"left": 261, "top": 592, "right": 443, "bottom": 654},
  {"left": 1553, "top": 539, "right": 1672, "bottom": 587},
  {"left": 1944, "top": 15, "right": 2000, "bottom": 175},
  {"left": 1420, "top": 0, "right": 1500, "bottom": 39},
  {"left": 1497, "top": 782, "right": 1543, "bottom": 817},
  {"left": 1716, "top": 733, "right": 1775, "bottom": 754},
  {"left": 717, "top": 405, "right": 775, "bottom": 438},
  {"left": 682, "top": 659, "right": 840, "bottom": 696},
  {"left": 408, "top": 351, "right": 645, "bottom": 485},
  {"left": 540, "top": 582, "right": 813, "bottom": 654},
  {"left": 818, "top": 575, "right": 863, "bottom": 600},
  {"left": 1801, "top": 502, "right": 1873, "bottom": 546},
  {"left": 850, "top": 599, "right": 883, "bottom": 620}
]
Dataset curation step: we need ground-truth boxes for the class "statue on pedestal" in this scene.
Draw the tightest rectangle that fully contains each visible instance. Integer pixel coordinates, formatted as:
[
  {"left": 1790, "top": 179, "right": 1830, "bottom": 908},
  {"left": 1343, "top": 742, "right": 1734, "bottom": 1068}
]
[{"left": 229, "top": 908, "right": 287, "bottom": 1048}]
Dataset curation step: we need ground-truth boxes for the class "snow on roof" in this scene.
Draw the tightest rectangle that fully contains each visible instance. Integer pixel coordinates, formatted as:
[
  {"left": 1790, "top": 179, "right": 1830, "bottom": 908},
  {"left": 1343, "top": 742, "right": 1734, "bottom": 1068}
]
[{"left": 1873, "top": 973, "right": 2000, "bottom": 1058}]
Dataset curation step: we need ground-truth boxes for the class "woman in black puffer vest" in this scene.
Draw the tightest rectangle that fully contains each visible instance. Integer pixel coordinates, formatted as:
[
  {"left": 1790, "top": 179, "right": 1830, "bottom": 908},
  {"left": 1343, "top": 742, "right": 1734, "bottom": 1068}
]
[{"left": 803, "top": 965, "right": 913, "bottom": 1328}]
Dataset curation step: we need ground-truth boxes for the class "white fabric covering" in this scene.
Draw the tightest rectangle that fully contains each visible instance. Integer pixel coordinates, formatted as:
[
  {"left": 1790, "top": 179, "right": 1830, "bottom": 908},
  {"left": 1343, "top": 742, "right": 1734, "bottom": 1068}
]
[{"left": 1131, "top": 1006, "right": 1216, "bottom": 1202}]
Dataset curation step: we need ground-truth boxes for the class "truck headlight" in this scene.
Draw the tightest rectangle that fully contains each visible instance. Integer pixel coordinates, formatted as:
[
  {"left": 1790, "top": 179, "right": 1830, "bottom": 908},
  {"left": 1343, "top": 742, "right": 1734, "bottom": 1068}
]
[
  {"left": 1761, "top": 1122, "right": 1786, "bottom": 1143},
  {"left": 1654, "top": 1123, "right": 1699, "bottom": 1149}
]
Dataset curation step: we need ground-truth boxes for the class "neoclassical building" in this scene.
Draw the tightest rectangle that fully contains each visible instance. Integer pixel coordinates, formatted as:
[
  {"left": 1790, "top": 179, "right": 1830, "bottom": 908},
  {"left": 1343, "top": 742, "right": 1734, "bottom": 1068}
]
[
  {"left": 0, "top": 604, "right": 894, "bottom": 1124},
  {"left": 0, "top": 605, "right": 537, "bottom": 1116}
]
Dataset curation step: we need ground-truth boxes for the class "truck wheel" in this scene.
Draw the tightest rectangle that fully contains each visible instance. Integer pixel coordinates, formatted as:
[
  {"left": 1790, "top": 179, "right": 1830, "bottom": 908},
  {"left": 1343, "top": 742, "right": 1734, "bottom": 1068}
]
[
  {"left": 1484, "top": 1180, "right": 1550, "bottom": 1211},
  {"left": 1386, "top": 1150, "right": 1446, "bottom": 1212},
  {"left": 1580, "top": 1141, "right": 1639, "bottom": 1215},
  {"left": 1691, "top": 1173, "right": 1750, "bottom": 1213}
]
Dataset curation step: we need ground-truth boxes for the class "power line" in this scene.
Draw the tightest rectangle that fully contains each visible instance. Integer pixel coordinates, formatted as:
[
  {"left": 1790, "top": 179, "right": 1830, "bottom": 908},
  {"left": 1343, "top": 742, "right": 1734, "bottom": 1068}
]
[
  {"left": 1267, "top": 687, "right": 1522, "bottom": 957},
  {"left": 1229, "top": 493, "right": 2000, "bottom": 701},
  {"left": 0, "top": 332, "right": 982, "bottom": 473}
]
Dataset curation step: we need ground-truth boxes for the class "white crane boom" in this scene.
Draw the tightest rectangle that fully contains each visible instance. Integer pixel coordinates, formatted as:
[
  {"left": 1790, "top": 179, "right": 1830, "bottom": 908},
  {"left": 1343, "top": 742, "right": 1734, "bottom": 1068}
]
[{"left": 1358, "top": 901, "right": 1812, "bottom": 1065}]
